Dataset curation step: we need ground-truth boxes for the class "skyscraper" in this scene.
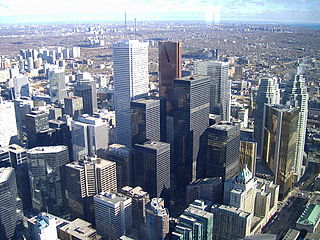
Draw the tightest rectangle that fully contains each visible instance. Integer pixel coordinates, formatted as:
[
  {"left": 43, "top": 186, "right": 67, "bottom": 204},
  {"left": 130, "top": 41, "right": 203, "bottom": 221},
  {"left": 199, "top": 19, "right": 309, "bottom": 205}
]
[
  {"left": 74, "top": 79, "right": 98, "bottom": 115},
  {"left": 113, "top": 40, "right": 149, "bottom": 147},
  {"left": 173, "top": 76, "right": 210, "bottom": 189},
  {"left": 94, "top": 192, "right": 132, "bottom": 240},
  {"left": 159, "top": 41, "right": 182, "bottom": 113},
  {"left": 134, "top": 140, "right": 170, "bottom": 198},
  {"left": 27, "top": 146, "right": 69, "bottom": 215},
  {"left": 145, "top": 198, "right": 169, "bottom": 240},
  {"left": 65, "top": 157, "right": 117, "bottom": 222},
  {"left": 254, "top": 77, "right": 280, "bottom": 156},
  {"left": 262, "top": 105, "right": 299, "bottom": 197},
  {"left": 197, "top": 122, "right": 240, "bottom": 182},
  {"left": 12, "top": 76, "right": 30, "bottom": 99},
  {"left": 0, "top": 167, "right": 21, "bottom": 240},
  {"left": 131, "top": 97, "right": 161, "bottom": 146},
  {"left": 195, "top": 61, "right": 230, "bottom": 121},
  {"left": 283, "top": 74, "right": 309, "bottom": 181},
  {"left": 72, "top": 115, "right": 109, "bottom": 160},
  {"left": 48, "top": 68, "right": 67, "bottom": 104},
  {"left": 0, "top": 100, "right": 18, "bottom": 147},
  {"left": 25, "top": 110, "right": 49, "bottom": 148},
  {"left": 64, "top": 96, "right": 83, "bottom": 120},
  {"left": 99, "top": 144, "right": 132, "bottom": 189},
  {"left": 172, "top": 200, "right": 214, "bottom": 240}
]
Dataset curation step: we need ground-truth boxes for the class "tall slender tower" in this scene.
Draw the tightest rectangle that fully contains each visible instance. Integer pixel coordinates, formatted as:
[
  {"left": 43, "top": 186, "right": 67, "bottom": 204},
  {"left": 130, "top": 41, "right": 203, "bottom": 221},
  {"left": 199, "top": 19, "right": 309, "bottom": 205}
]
[
  {"left": 159, "top": 41, "right": 182, "bottom": 114},
  {"left": 254, "top": 77, "right": 280, "bottom": 156},
  {"left": 283, "top": 75, "right": 309, "bottom": 181},
  {"left": 113, "top": 40, "right": 149, "bottom": 147},
  {"left": 195, "top": 61, "right": 230, "bottom": 121}
]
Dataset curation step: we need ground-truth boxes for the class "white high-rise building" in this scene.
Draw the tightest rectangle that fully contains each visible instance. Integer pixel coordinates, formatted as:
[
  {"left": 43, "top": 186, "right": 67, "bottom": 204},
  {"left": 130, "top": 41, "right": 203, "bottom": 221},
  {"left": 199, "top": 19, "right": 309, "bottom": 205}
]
[
  {"left": 48, "top": 68, "right": 67, "bottom": 104},
  {"left": 254, "top": 77, "right": 280, "bottom": 156},
  {"left": 283, "top": 75, "right": 309, "bottom": 181},
  {"left": 195, "top": 61, "right": 231, "bottom": 121},
  {"left": 113, "top": 40, "right": 149, "bottom": 146},
  {"left": 94, "top": 192, "right": 132, "bottom": 240},
  {"left": 72, "top": 115, "right": 109, "bottom": 160}
]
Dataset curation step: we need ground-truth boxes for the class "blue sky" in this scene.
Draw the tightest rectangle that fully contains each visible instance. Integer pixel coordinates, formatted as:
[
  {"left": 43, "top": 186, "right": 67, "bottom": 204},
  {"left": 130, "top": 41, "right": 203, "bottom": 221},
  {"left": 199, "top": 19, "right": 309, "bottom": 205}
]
[{"left": 0, "top": 0, "right": 319, "bottom": 24}]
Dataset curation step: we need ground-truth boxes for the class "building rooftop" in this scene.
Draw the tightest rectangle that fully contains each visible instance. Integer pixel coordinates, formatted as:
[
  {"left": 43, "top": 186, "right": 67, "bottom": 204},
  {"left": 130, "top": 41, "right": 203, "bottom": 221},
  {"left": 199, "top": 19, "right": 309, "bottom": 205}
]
[
  {"left": 5, "top": 144, "right": 26, "bottom": 154},
  {"left": 121, "top": 186, "right": 149, "bottom": 198},
  {"left": 136, "top": 140, "right": 170, "bottom": 151},
  {"left": 297, "top": 203, "right": 320, "bottom": 226},
  {"left": 188, "top": 177, "right": 222, "bottom": 186},
  {"left": 212, "top": 204, "right": 252, "bottom": 218},
  {"left": 0, "top": 167, "right": 13, "bottom": 183},
  {"left": 209, "top": 122, "right": 237, "bottom": 131},
  {"left": 58, "top": 218, "right": 99, "bottom": 239},
  {"left": 66, "top": 157, "right": 115, "bottom": 170},
  {"left": 147, "top": 198, "right": 168, "bottom": 216},
  {"left": 27, "top": 146, "right": 67, "bottom": 154},
  {"left": 235, "top": 164, "right": 253, "bottom": 184},
  {"left": 94, "top": 192, "right": 130, "bottom": 205}
]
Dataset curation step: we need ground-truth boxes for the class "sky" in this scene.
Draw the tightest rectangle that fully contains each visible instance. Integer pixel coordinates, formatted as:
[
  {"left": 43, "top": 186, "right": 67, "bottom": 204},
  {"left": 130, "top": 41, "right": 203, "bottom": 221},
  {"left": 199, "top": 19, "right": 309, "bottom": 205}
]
[{"left": 0, "top": 0, "right": 319, "bottom": 24}]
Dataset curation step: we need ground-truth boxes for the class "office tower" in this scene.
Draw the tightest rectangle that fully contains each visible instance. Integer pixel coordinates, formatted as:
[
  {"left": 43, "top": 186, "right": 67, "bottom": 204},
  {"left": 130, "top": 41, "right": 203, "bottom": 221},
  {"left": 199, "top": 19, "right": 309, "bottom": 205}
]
[
  {"left": 195, "top": 61, "right": 230, "bottom": 121},
  {"left": 172, "top": 200, "right": 213, "bottom": 240},
  {"left": 131, "top": 98, "right": 161, "bottom": 146},
  {"left": 12, "top": 76, "right": 29, "bottom": 99},
  {"left": 262, "top": 105, "right": 299, "bottom": 197},
  {"left": 0, "top": 100, "right": 18, "bottom": 147},
  {"left": 0, "top": 144, "right": 32, "bottom": 210},
  {"left": 72, "top": 115, "right": 109, "bottom": 160},
  {"left": 283, "top": 75, "right": 309, "bottom": 181},
  {"left": 58, "top": 218, "right": 101, "bottom": 240},
  {"left": 62, "top": 48, "right": 70, "bottom": 59},
  {"left": 74, "top": 79, "right": 98, "bottom": 115},
  {"left": 158, "top": 41, "right": 182, "bottom": 113},
  {"left": 14, "top": 98, "right": 33, "bottom": 140},
  {"left": 134, "top": 140, "right": 170, "bottom": 198},
  {"left": 94, "top": 192, "right": 132, "bottom": 240},
  {"left": 211, "top": 204, "right": 252, "bottom": 240},
  {"left": 71, "top": 46, "right": 81, "bottom": 58},
  {"left": 186, "top": 177, "right": 223, "bottom": 205},
  {"left": 27, "top": 57, "right": 34, "bottom": 71},
  {"left": 25, "top": 111, "right": 49, "bottom": 148},
  {"left": 28, "top": 213, "right": 59, "bottom": 240},
  {"left": 64, "top": 96, "right": 83, "bottom": 119},
  {"left": 48, "top": 69, "right": 67, "bottom": 104},
  {"left": 145, "top": 198, "right": 169, "bottom": 240},
  {"left": 113, "top": 40, "right": 149, "bottom": 146},
  {"left": 99, "top": 144, "right": 132, "bottom": 189},
  {"left": 198, "top": 122, "right": 240, "bottom": 181},
  {"left": 49, "top": 107, "right": 62, "bottom": 120},
  {"left": 254, "top": 77, "right": 280, "bottom": 156},
  {"left": 27, "top": 146, "right": 69, "bottom": 215},
  {"left": 65, "top": 157, "right": 117, "bottom": 222},
  {"left": 240, "top": 140, "right": 257, "bottom": 176},
  {"left": 120, "top": 186, "right": 150, "bottom": 233},
  {"left": 173, "top": 76, "right": 210, "bottom": 189},
  {"left": 224, "top": 165, "right": 257, "bottom": 214},
  {"left": 0, "top": 167, "right": 21, "bottom": 240}
]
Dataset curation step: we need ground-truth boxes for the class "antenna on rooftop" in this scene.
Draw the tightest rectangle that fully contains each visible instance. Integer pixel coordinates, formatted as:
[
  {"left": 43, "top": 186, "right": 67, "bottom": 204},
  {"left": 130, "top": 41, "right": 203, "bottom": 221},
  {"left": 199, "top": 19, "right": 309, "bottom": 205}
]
[{"left": 134, "top": 18, "right": 137, "bottom": 39}]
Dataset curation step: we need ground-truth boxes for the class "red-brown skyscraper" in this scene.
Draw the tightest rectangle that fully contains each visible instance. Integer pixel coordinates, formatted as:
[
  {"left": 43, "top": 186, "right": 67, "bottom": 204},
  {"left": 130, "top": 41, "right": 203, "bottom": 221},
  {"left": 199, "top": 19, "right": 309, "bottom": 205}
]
[{"left": 159, "top": 41, "right": 182, "bottom": 113}]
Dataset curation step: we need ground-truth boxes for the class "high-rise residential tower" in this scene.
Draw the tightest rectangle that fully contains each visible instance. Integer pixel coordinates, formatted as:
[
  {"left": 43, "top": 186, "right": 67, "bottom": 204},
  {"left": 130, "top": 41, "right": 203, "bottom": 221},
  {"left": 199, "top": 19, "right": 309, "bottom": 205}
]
[
  {"left": 113, "top": 40, "right": 149, "bottom": 147},
  {"left": 283, "top": 74, "right": 309, "bottom": 181},
  {"left": 159, "top": 41, "right": 182, "bottom": 113},
  {"left": 173, "top": 76, "right": 210, "bottom": 189},
  {"left": 262, "top": 105, "right": 299, "bottom": 197},
  {"left": 254, "top": 77, "right": 280, "bottom": 156},
  {"left": 195, "top": 61, "right": 231, "bottom": 121},
  {"left": 27, "top": 146, "right": 69, "bottom": 215}
]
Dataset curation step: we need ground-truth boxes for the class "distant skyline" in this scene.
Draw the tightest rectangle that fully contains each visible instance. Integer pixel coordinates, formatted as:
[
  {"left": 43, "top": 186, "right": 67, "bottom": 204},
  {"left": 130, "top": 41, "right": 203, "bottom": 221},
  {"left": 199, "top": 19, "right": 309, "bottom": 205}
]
[{"left": 0, "top": 0, "right": 319, "bottom": 24}]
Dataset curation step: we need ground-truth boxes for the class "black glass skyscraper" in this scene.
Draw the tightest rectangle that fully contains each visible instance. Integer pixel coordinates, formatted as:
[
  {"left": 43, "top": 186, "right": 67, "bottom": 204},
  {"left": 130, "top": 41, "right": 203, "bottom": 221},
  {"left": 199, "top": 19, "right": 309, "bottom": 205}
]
[
  {"left": 173, "top": 76, "right": 210, "bottom": 189},
  {"left": 198, "top": 122, "right": 240, "bottom": 181}
]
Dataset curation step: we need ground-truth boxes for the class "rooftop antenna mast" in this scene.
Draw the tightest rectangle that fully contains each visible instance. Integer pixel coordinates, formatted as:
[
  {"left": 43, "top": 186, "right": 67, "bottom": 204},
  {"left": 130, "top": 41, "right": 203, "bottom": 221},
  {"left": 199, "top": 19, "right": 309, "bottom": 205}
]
[
  {"left": 134, "top": 18, "right": 137, "bottom": 39},
  {"left": 124, "top": 11, "right": 127, "bottom": 34}
]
